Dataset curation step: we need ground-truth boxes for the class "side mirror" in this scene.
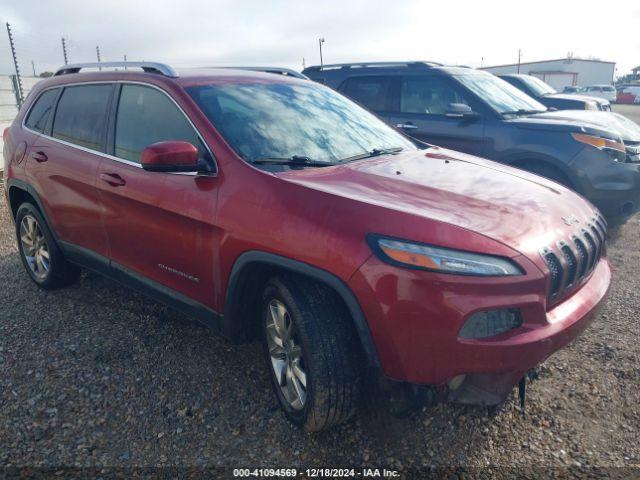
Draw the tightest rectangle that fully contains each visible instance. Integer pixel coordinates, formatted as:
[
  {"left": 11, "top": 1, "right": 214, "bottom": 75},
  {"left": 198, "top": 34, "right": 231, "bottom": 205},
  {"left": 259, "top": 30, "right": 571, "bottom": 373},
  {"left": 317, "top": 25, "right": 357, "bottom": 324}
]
[
  {"left": 141, "top": 141, "right": 200, "bottom": 172},
  {"left": 445, "top": 103, "right": 478, "bottom": 118}
]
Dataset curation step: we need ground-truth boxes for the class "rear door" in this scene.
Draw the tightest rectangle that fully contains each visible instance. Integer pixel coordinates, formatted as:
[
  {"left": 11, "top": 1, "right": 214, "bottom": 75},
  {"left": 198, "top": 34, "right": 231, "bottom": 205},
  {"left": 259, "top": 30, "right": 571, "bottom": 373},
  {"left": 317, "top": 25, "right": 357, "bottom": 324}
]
[
  {"left": 9, "top": 88, "right": 58, "bottom": 178},
  {"left": 97, "top": 83, "right": 219, "bottom": 308},
  {"left": 26, "top": 83, "right": 113, "bottom": 259},
  {"left": 338, "top": 75, "right": 398, "bottom": 117},
  {"left": 385, "top": 75, "right": 486, "bottom": 155}
]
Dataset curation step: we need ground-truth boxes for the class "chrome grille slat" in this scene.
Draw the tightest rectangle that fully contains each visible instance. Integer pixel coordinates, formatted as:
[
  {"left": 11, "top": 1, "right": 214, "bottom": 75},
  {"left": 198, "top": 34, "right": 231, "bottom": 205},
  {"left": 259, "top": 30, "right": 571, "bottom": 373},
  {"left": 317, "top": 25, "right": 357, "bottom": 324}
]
[
  {"left": 573, "top": 237, "right": 588, "bottom": 280},
  {"left": 583, "top": 230, "right": 597, "bottom": 272},
  {"left": 540, "top": 216, "right": 607, "bottom": 304},
  {"left": 560, "top": 245, "right": 578, "bottom": 287},
  {"left": 590, "top": 225, "right": 603, "bottom": 257}
]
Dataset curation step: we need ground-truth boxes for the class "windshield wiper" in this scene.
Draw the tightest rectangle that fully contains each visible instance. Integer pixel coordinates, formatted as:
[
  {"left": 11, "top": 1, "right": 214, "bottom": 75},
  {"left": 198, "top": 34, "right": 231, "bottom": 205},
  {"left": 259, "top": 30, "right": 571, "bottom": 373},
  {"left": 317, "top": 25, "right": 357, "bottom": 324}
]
[
  {"left": 502, "top": 109, "right": 547, "bottom": 116},
  {"left": 251, "top": 155, "right": 336, "bottom": 167},
  {"left": 340, "top": 147, "right": 405, "bottom": 163}
]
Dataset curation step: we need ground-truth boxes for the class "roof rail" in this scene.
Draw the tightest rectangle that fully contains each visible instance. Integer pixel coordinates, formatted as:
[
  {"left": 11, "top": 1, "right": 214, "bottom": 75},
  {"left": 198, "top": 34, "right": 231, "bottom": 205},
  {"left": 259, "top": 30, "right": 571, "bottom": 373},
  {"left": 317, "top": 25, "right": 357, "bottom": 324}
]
[
  {"left": 222, "top": 66, "right": 308, "bottom": 79},
  {"left": 303, "top": 61, "right": 443, "bottom": 72},
  {"left": 54, "top": 62, "right": 178, "bottom": 78}
]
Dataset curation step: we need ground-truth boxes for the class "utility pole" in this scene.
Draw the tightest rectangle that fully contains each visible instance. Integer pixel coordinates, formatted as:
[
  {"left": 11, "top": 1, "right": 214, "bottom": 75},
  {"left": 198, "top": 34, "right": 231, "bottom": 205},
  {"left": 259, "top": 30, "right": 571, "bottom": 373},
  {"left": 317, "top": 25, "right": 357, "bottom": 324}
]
[
  {"left": 124, "top": 54, "right": 127, "bottom": 70},
  {"left": 318, "top": 38, "right": 325, "bottom": 69},
  {"left": 302, "top": 57, "right": 306, "bottom": 70},
  {"left": 517, "top": 49, "right": 522, "bottom": 73},
  {"left": 31, "top": 60, "right": 36, "bottom": 77},
  {"left": 6, "top": 23, "right": 23, "bottom": 106},
  {"left": 61, "top": 37, "right": 68, "bottom": 65},
  {"left": 96, "top": 45, "right": 101, "bottom": 70}
]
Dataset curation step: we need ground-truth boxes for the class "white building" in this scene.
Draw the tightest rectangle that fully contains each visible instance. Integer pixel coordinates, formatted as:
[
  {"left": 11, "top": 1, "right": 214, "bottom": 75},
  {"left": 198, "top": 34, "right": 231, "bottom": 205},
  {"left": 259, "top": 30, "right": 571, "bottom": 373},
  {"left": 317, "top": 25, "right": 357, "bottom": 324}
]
[{"left": 482, "top": 57, "right": 615, "bottom": 91}]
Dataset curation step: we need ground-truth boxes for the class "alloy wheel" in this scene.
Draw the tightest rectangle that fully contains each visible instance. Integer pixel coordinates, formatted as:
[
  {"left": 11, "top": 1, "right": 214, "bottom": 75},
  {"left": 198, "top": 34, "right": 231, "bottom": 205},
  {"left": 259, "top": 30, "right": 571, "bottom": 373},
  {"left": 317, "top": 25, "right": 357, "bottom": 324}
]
[
  {"left": 266, "top": 299, "right": 308, "bottom": 410},
  {"left": 19, "top": 214, "right": 50, "bottom": 280}
]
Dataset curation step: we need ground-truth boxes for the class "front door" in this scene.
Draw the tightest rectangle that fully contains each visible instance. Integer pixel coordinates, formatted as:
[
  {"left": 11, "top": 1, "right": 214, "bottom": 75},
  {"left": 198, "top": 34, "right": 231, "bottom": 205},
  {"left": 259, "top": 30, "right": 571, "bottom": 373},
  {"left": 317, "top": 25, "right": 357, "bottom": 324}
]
[
  {"left": 385, "top": 75, "right": 486, "bottom": 156},
  {"left": 97, "top": 83, "right": 220, "bottom": 308}
]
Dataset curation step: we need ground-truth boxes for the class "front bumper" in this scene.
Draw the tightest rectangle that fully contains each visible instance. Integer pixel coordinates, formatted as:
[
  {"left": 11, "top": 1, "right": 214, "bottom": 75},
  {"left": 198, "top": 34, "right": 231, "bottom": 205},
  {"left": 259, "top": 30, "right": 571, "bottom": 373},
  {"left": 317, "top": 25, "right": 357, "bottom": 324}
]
[
  {"left": 570, "top": 146, "right": 640, "bottom": 225},
  {"left": 350, "top": 255, "right": 611, "bottom": 394}
]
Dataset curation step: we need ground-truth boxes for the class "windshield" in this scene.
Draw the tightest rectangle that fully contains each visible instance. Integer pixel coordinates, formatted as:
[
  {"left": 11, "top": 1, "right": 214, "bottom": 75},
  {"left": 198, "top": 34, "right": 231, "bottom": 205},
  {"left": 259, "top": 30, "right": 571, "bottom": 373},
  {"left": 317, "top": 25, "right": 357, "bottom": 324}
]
[
  {"left": 456, "top": 72, "right": 547, "bottom": 115},
  {"left": 519, "top": 75, "right": 557, "bottom": 96},
  {"left": 186, "top": 82, "right": 417, "bottom": 164}
]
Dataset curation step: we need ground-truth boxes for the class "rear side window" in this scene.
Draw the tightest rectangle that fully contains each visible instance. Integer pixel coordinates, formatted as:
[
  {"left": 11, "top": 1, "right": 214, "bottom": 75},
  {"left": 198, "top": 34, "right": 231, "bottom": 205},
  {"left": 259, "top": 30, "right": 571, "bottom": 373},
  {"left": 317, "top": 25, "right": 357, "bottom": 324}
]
[
  {"left": 114, "top": 84, "right": 208, "bottom": 163},
  {"left": 24, "top": 89, "right": 59, "bottom": 133},
  {"left": 52, "top": 84, "right": 112, "bottom": 151},
  {"left": 400, "top": 76, "right": 471, "bottom": 114},
  {"left": 340, "top": 76, "right": 395, "bottom": 112}
]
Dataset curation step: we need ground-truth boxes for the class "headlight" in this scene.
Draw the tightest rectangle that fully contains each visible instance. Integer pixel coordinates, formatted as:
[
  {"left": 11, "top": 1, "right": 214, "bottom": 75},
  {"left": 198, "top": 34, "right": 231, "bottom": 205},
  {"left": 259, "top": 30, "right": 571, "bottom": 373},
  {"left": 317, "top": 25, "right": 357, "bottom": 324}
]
[
  {"left": 367, "top": 235, "right": 523, "bottom": 276},
  {"left": 571, "top": 132, "right": 625, "bottom": 154},
  {"left": 584, "top": 101, "right": 598, "bottom": 111}
]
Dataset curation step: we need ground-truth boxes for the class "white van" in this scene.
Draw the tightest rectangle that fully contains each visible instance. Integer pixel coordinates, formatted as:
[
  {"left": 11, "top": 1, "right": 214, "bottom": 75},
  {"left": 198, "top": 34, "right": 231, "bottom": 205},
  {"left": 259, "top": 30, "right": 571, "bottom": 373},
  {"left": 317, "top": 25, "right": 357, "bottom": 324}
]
[{"left": 583, "top": 85, "right": 617, "bottom": 102}]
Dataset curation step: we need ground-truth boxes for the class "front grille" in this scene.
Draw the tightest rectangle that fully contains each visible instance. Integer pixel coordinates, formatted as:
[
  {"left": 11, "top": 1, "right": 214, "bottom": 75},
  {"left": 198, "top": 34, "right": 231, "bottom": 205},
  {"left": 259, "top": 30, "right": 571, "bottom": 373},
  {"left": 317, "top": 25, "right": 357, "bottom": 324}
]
[
  {"left": 626, "top": 142, "right": 640, "bottom": 163},
  {"left": 541, "top": 214, "right": 607, "bottom": 303}
]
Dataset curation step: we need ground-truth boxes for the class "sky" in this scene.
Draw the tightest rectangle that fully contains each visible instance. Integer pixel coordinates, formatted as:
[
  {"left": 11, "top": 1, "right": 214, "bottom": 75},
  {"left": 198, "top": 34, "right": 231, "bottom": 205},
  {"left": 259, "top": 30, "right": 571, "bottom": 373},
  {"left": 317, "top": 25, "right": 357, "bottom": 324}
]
[{"left": 0, "top": 0, "right": 638, "bottom": 77}]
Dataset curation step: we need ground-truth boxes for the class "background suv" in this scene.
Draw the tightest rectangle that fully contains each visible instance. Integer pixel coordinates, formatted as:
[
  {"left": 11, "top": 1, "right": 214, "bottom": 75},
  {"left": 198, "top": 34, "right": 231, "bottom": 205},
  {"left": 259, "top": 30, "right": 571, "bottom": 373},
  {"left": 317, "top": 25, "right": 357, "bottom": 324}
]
[
  {"left": 4, "top": 62, "right": 611, "bottom": 431},
  {"left": 498, "top": 73, "right": 611, "bottom": 111},
  {"left": 583, "top": 85, "right": 618, "bottom": 102},
  {"left": 303, "top": 61, "right": 640, "bottom": 225}
]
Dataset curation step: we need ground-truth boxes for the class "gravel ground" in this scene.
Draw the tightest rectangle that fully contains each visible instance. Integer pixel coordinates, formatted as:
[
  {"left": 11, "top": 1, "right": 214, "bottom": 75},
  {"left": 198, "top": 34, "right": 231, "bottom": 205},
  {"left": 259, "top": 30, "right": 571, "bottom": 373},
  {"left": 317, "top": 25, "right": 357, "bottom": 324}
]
[{"left": 0, "top": 183, "right": 639, "bottom": 477}]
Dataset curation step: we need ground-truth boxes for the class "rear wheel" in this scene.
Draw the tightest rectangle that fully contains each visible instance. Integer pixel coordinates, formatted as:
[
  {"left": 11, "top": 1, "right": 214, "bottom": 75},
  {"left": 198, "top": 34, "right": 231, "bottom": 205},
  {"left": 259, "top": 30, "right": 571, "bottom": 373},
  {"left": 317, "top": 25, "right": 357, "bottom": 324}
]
[
  {"left": 262, "top": 275, "right": 362, "bottom": 432},
  {"left": 15, "top": 203, "right": 80, "bottom": 289}
]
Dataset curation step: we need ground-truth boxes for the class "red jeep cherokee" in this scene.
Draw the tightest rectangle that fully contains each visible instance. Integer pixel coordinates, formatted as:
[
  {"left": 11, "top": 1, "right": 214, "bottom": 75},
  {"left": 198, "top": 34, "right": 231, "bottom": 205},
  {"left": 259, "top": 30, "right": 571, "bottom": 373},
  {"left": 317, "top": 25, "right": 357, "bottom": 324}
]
[{"left": 3, "top": 62, "right": 611, "bottom": 432}]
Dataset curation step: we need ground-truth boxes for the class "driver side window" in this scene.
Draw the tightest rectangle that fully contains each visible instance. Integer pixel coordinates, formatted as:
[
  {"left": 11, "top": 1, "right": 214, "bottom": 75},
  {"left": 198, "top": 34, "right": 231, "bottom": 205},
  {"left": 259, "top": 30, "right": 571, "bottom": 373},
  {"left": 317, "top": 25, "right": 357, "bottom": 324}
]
[
  {"left": 400, "top": 76, "right": 471, "bottom": 115},
  {"left": 114, "top": 84, "right": 210, "bottom": 164}
]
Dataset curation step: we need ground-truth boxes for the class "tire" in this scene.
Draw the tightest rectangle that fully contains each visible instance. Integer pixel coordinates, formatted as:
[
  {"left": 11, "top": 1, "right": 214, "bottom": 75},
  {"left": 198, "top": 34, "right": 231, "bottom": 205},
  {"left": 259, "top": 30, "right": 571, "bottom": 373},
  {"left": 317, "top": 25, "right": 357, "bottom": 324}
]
[
  {"left": 262, "top": 275, "right": 362, "bottom": 432},
  {"left": 15, "top": 202, "right": 80, "bottom": 289}
]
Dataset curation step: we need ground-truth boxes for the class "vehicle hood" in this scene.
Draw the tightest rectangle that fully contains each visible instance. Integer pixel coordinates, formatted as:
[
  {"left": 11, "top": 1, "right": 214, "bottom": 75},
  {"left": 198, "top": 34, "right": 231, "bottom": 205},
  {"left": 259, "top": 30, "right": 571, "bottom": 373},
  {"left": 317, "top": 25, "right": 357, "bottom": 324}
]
[
  {"left": 548, "top": 93, "right": 609, "bottom": 105},
  {"left": 276, "top": 148, "right": 600, "bottom": 260},
  {"left": 508, "top": 109, "right": 640, "bottom": 142}
]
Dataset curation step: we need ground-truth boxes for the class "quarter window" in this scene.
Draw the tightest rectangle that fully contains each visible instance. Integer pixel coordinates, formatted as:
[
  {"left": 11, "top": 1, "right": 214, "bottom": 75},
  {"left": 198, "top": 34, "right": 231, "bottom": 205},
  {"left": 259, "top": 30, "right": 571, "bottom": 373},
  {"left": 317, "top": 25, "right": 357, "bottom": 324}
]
[
  {"left": 340, "top": 76, "right": 395, "bottom": 112},
  {"left": 52, "top": 84, "right": 112, "bottom": 151},
  {"left": 25, "top": 89, "right": 59, "bottom": 133},
  {"left": 114, "top": 85, "right": 208, "bottom": 164},
  {"left": 400, "top": 77, "right": 471, "bottom": 115}
]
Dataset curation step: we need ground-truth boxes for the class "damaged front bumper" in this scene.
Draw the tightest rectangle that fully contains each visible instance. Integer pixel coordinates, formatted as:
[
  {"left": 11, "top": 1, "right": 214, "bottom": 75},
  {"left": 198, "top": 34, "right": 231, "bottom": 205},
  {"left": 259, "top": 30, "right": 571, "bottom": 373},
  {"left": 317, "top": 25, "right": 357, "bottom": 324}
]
[{"left": 382, "top": 260, "right": 611, "bottom": 411}]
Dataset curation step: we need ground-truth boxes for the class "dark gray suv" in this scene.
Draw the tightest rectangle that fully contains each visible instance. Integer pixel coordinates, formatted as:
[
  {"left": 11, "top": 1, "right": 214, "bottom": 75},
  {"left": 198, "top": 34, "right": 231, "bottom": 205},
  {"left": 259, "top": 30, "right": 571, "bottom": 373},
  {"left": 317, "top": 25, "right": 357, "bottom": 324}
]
[{"left": 303, "top": 61, "right": 640, "bottom": 225}]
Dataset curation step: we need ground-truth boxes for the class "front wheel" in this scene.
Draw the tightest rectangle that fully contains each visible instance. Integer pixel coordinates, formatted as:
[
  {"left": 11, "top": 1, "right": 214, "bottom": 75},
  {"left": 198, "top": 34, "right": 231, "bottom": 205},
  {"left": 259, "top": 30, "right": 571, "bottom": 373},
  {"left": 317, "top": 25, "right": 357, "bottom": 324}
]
[{"left": 262, "top": 275, "right": 362, "bottom": 432}]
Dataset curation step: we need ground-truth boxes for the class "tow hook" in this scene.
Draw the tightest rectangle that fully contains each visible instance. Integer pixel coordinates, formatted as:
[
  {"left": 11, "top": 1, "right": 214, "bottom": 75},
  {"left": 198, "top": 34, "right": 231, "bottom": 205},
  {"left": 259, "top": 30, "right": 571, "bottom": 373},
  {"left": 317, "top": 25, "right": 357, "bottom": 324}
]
[
  {"left": 519, "top": 368, "right": 540, "bottom": 415},
  {"left": 518, "top": 377, "right": 526, "bottom": 415}
]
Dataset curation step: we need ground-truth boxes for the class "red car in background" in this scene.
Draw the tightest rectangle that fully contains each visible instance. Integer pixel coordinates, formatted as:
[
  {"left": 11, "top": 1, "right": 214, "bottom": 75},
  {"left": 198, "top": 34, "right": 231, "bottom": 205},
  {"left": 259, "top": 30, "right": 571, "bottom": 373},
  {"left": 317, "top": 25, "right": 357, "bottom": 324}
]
[
  {"left": 3, "top": 62, "right": 611, "bottom": 431},
  {"left": 617, "top": 85, "right": 640, "bottom": 104}
]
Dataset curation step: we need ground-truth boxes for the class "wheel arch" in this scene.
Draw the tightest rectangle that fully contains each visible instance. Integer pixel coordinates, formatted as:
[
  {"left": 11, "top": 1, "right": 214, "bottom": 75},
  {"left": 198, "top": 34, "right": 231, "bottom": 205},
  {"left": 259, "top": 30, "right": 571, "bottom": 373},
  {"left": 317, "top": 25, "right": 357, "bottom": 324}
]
[
  {"left": 223, "top": 251, "right": 381, "bottom": 371},
  {"left": 501, "top": 153, "right": 576, "bottom": 189},
  {"left": 6, "top": 179, "right": 56, "bottom": 234}
]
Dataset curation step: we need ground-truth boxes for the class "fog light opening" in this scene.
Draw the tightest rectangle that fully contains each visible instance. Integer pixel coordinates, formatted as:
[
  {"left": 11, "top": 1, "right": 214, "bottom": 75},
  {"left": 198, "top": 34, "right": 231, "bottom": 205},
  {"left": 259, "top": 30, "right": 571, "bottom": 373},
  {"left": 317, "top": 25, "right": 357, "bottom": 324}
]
[{"left": 458, "top": 309, "right": 523, "bottom": 339}]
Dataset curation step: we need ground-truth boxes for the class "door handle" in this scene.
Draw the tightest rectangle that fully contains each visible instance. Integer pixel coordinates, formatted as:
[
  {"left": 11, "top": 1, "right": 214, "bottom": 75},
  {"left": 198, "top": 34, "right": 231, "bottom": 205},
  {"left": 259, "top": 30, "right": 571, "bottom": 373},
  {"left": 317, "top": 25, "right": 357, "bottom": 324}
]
[
  {"left": 99, "top": 172, "right": 126, "bottom": 187},
  {"left": 396, "top": 122, "right": 418, "bottom": 130},
  {"left": 29, "top": 151, "right": 48, "bottom": 163}
]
